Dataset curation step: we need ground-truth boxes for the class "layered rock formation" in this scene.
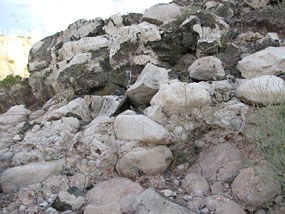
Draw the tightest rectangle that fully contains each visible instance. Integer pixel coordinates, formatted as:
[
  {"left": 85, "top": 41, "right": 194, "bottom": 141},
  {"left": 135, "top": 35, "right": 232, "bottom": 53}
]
[{"left": 1, "top": 1, "right": 285, "bottom": 213}]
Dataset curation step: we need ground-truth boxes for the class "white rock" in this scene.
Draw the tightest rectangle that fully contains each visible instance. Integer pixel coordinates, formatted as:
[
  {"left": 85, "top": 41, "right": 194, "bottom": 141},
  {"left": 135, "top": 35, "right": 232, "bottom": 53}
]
[
  {"left": 244, "top": 0, "right": 269, "bottom": 9},
  {"left": 143, "top": 3, "right": 183, "bottom": 25},
  {"left": 235, "top": 75, "right": 285, "bottom": 105},
  {"left": 0, "top": 105, "right": 31, "bottom": 128},
  {"left": 232, "top": 166, "right": 281, "bottom": 211},
  {"left": 238, "top": 47, "right": 285, "bottom": 79},
  {"left": 160, "top": 189, "right": 176, "bottom": 198},
  {"left": 110, "top": 14, "right": 124, "bottom": 28},
  {"left": 58, "top": 18, "right": 104, "bottom": 43},
  {"left": 57, "top": 36, "right": 109, "bottom": 60},
  {"left": 150, "top": 82, "right": 212, "bottom": 116},
  {"left": 77, "top": 116, "right": 115, "bottom": 145},
  {"left": 182, "top": 173, "right": 209, "bottom": 196},
  {"left": 85, "top": 177, "right": 143, "bottom": 214},
  {"left": 47, "top": 97, "right": 92, "bottom": 123},
  {"left": 20, "top": 117, "right": 80, "bottom": 162},
  {"left": 0, "top": 159, "right": 64, "bottom": 193},
  {"left": 106, "top": 22, "right": 160, "bottom": 69},
  {"left": 114, "top": 114, "right": 171, "bottom": 144},
  {"left": 85, "top": 95, "right": 126, "bottom": 118},
  {"left": 116, "top": 146, "right": 173, "bottom": 178},
  {"left": 188, "top": 56, "right": 225, "bottom": 81},
  {"left": 143, "top": 105, "right": 167, "bottom": 124},
  {"left": 126, "top": 63, "right": 169, "bottom": 106}
]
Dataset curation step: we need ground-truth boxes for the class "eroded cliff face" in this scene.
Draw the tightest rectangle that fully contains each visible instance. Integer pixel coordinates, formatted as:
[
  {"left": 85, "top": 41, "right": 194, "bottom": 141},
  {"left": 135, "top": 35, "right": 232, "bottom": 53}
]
[{"left": 0, "top": 35, "right": 35, "bottom": 80}]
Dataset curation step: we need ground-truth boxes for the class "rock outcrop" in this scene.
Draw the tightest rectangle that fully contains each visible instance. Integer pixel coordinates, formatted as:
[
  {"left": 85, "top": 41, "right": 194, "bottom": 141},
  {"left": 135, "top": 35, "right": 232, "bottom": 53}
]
[{"left": 1, "top": 1, "right": 285, "bottom": 213}]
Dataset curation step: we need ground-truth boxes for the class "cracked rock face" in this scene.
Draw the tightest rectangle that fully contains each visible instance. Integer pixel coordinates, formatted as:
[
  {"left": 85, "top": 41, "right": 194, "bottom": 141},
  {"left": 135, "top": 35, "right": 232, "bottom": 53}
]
[{"left": 187, "top": 143, "right": 243, "bottom": 182}]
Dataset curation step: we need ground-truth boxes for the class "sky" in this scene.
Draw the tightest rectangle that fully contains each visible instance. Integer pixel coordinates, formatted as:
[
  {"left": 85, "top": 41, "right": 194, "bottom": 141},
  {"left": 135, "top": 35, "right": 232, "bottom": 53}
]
[{"left": 0, "top": 0, "right": 170, "bottom": 39}]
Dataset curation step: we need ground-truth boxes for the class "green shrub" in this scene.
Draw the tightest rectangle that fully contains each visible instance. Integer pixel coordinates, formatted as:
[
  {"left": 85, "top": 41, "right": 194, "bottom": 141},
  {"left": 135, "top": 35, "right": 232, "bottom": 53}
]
[
  {"left": 246, "top": 104, "right": 285, "bottom": 196},
  {"left": 0, "top": 75, "right": 36, "bottom": 113},
  {"left": 0, "top": 74, "right": 22, "bottom": 89}
]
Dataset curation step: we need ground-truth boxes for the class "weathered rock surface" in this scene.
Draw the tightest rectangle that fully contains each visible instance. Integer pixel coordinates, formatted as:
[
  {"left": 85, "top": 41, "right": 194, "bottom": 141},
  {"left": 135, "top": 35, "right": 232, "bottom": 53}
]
[
  {"left": 57, "top": 18, "right": 104, "bottom": 43},
  {"left": 143, "top": 105, "right": 167, "bottom": 125},
  {"left": 0, "top": 105, "right": 31, "bottom": 128},
  {"left": 205, "top": 99, "right": 248, "bottom": 131},
  {"left": 238, "top": 47, "right": 285, "bottom": 79},
  {"left": 126, "top": 63, "right": 169, "bottom": 106},
  {"left": 0, "top": 160, "right": 64, "bottom": 193},
  {"left": 134, "top": 188, "right": 196, "bottom": 214},
  {"left": 150, "top": 82, "right": 212, "bottom": 116},
  {"left": 18, "top": 117, "right": 80, "bottom": 163},
  {"left": 235, "top": 75, "right": 285, "bottom": 105},
  {"left": 205, "top": 195, "right": 246, "bottom": 214},
  {"left": 143, "top": 3, "right": 183, "bottom": 25},
  {"left": 85, "top": 177, "right": 143, "bottom": 214},
  {"left": 114, "top": 114, "right": 171, "bottom": 144},
  {"left": 116, "top": 146, "right": 173, "bottom": 178},
  {"left": 187, "top": 143, "right": 243, "bottom": 182},
  {"left": 188, "top": 56, "right": 225, "bottom": 81},
  {"left": 182, "top": 173, "right": 209, "bottom": 196},
  {"left": 2, "top": 1, "right": 285, "bottom": 213},
  {"left": 232, "top": 166, "right": 281, "bottom": 211},
  {"left": 182, "top": 12, "right": 229, "bottom": 57}
]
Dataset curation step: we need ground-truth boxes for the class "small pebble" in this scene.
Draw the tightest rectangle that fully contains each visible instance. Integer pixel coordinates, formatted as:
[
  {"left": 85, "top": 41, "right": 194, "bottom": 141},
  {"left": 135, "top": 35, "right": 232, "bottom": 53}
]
[{"left": 161, "top": 189, "right": 175, "bottom": 197}]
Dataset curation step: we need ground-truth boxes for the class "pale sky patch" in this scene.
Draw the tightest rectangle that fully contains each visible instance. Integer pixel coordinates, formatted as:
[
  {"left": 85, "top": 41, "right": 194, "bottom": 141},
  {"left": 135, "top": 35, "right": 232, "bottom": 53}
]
[{"left": 0, "top": 0, "right": 170, "bottom": 39}]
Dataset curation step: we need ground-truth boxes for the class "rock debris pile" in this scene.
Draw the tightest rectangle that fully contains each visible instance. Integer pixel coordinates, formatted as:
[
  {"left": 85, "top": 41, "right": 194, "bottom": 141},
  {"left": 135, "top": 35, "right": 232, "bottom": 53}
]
[{"left": 1, "top": 0, "right": 285, "bottom": 213}]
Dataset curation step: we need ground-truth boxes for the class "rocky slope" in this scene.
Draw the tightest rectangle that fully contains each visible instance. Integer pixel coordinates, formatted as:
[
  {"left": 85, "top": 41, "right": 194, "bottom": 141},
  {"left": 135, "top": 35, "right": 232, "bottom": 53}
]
[
  {"left": 0, "top": 35, "right": 35, "bottom": 80},
  {"left": 1, "top": 0, "right": 285, "bottom": 214}
]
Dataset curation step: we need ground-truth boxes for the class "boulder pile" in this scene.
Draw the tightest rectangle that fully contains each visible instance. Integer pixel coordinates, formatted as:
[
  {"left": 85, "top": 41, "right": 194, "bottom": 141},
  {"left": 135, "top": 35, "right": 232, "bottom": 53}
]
[{"left": 1, "top": 0, "right": 285, "bottom": 213}]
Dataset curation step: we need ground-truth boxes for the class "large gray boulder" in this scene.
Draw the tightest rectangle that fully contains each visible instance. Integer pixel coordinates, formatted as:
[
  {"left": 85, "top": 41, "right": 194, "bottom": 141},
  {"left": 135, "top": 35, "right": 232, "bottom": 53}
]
[
  {"left": 150, "top": 82, "right": 212, "bottom": 116},
  {"left": 238, "top": 47, "right": 285, "bottom": 79},
  {"left": 114, "top": 114, "right": 171, "bottom": 144},
  {"left": 0, "top": 160, "right": 64, "bottom": 193},
  {"left": 126, "top": 63, "right": 169, "bottom": 106},
  {"left": 116, "top": 146, "right": 173, "bottom": 178},
  {"left": 182, "top": 173, "right": 209, "bottom": 196},
  {"left": 188, "top": 56, "right": 225, "bottom": 81},
  {"left": 235, "top": 75, "right": 285, "bottom": 105},
  {"left": 85, "top": 177, "right": 143, "bottom": 214}
]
